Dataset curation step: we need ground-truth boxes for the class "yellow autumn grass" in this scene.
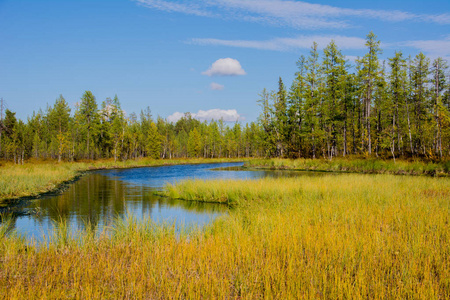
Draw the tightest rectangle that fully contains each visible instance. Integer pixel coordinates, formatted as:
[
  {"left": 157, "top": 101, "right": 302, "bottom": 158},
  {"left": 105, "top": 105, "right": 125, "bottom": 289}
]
[
  {"left": 1, "top": 173, "right": 449, "bottom": 298},
  {"left": 245, "top": 157, "right": 450, "bottom": 176}
]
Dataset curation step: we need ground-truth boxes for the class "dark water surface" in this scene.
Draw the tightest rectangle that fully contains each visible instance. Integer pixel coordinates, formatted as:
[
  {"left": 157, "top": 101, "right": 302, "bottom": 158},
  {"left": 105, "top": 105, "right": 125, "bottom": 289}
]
[{"left": 2, "top": 162, "right": 314, "bottom": 241}]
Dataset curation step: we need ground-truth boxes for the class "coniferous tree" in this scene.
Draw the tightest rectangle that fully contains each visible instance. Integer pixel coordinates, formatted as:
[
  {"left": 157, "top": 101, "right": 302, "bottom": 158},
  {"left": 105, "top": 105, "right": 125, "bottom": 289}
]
[
  {"left": 75, "top": 91, "right": 99, "bottom": 159},
  {"left": 388, "top": 52, "right": 408, "bottom": 158},
  {"left": 147, "top": 122, "right": 162, "bottom": 159},
  {"left": 48, "top": 95, "right": 71, "bottom": 162},
  {"left": 287, "top": 55, "right": 307, "bottom": 157},
  {"left": 322, "top": 41, "right": 347, "bottom": 158},
  {"left": 431, "top": 58, "right": 448, "bottom": 158},
  {"left": 304, "top": 42, "right": 322, "bottom": 158},
  {"left": 110, "top": 95, "right": 126, "bottom": 162},
  {"left": 273, "top": 77, "right": 288, "bottom": 157},
  {"left": 187, "top": 127, "right": 202, "bottom": 158},
  {"left": 411, "top": 53, "right": 430, "bottom": 155},
  {"left": 257, "top": 88, "right": 276, "bottom": 157},
  {"left": 357, "top": 32, "right": 382, "bottom": 155}
]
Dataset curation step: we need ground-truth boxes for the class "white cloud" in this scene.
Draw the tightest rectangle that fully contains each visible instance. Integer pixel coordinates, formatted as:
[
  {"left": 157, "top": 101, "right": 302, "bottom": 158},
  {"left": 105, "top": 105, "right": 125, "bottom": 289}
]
[
  {"left": 192, "top": 35, "right": 367, "bottom": 52},
  {"left": 400, "top": 36, "right": 450, "bottom": 59},
  {"left": 135, "top": 0, "right": 213, "bottom": 17},
  {"left": 167, "top": 109, "right": 242, "bottom": 123},
  {"left": 210, "top": 82, "right": 224, "bottom": 90},
  {"left": 202, "top": 58, "right": 246, "bottom": 76},
  {"left": 135, "top": 0, "right": 450, "bottom": 29},
  {"left": 196, "top": 109, "right": 242, "bottom": 121},
  {"left": 166, "top": 112, "right": 185, "bottom": 123}
]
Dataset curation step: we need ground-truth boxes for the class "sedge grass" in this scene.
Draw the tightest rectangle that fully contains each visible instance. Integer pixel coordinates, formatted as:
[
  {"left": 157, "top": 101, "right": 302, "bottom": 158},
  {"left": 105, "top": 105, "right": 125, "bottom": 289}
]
[
  {"left": 245, "top": 158, "right": 450, "bottom": 176},
  {"left": 1, "top": 174, "right": 449, "bottom": 298}
]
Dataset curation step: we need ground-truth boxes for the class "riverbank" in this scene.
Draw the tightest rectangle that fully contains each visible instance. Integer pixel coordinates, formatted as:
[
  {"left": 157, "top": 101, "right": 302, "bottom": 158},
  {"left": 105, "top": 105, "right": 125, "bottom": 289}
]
[
  {"left": 1, "top": 173, "right": 449, "bottom": 298},
  {"left": 0, "top": 158, "right": 248, "bottom": 203},
  {"left": 244, "top": 158, "right": 450, "bottom": 176}
]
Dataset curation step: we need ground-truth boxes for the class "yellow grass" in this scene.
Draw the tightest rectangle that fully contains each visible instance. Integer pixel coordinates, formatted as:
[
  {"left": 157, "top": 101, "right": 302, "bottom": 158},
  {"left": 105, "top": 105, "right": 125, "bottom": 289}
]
[
  {"left": 1, "top": 174, "right": 449, "bottom": 298},
  {"left": 245, "top": 158, "right": 450, "bottom": 176}
]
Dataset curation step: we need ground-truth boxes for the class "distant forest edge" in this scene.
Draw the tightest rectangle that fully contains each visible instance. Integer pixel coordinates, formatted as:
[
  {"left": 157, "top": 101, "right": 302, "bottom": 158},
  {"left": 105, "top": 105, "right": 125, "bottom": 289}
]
[{"left": 1, "top": 32, "right": 449, "bottom": 163}]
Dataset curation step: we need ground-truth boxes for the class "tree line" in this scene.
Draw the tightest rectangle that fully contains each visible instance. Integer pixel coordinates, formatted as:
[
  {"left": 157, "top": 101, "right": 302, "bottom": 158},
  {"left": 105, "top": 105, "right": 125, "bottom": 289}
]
[
  {"left": 0, "top": 32, "right": 449, "bottom": 163},
  {"left": 258, "top": 32, "right": 450, "bottom": 160},
  {"left": 0, "top": 93, "right": 264, "bottom": 163}
]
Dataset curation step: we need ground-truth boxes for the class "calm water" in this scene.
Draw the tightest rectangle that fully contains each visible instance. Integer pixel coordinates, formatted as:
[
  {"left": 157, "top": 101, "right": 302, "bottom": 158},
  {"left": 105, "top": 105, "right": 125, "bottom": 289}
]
[{"left": 2, "top": 162, "right": 317, "bottom": 241}]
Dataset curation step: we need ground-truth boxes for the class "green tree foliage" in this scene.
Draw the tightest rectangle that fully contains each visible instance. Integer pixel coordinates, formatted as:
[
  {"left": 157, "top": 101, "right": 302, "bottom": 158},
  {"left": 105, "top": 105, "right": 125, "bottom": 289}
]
[
  {"left": 187, "top": 127, "right": 202, "bottom": 158},
  {"left": 147, "top": 122, "right": 163, "bottom": 159},
  {"left": 75, "top": 91, "right": 100, "bottom": 159},
  {"left": 322, "top": 41, "right": 348, "bottom": 159},
  {"left": 48, "top": 95, "right": 71, "bottom": 162},
  {"left": 255, "top": 35, "right": 449, "bottom": 160},
  {"left": 357, "top": 31, "right": 382, "bottom": 155}
]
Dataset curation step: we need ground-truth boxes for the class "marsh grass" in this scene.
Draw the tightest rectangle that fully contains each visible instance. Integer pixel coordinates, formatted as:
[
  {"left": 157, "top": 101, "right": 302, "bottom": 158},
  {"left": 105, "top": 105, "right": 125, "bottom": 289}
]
[
  {"left": 245, "top": 158, "right": 450, "bottom": 176},
  {"left": 0, "top": 214, "right": 13, "bottom": 239},
  {"left": 0, "top": 157, "right": 247, "bottom": 202},
  {"left": 1, "top": 174, "right": 449, "bottom": 298},
  {"left": 163, "top": 177, "right": 304, "bottom": 207}
]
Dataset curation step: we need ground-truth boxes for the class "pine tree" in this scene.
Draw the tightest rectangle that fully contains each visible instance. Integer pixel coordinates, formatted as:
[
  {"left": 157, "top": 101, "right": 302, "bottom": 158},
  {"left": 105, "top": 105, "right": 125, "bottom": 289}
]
[
  {"left": 358, "top": 31, "right": 382, "bottom": 155},
  {"left": 388, "top": 52, "right": 408, "bottom": 158},
  {"left": 2, "top": 109, "right": 17, "bottom": 160},
  {"left": 75, "top": 91, "right": 99, "bottom": 159},
  {"left": 322, "top": 41, "right": 347, "bottom": 159},
  {"left": 304, "top": 42, "right": 322, "bottom": 158},
  {"left": 147, "top": 122, "right": 162, "bottom": 159},
  {"left": 257, "top": 88, "right": 276, "bottom": 157},
  {"left": 287, "top": 55, "right": 307, "bottom": 157},
  {"left": 110, "top": 95, "right": 125, "bottom": 162},
  {"left": 411, "top": 53, "right": 430, "bottom": 155},
  {"left": 431, "top": 58, "right": 448, "bottom": 158},
  {"left": 273, "top": 77, "right": 288, "bottom": 157},
  {"left": 48, "top": 95, "right": 71, "bottom": 162},
  {"left": 187, "top": 127, "right": 202, "bottom": 158},
  {"left": 372, "top": 62, "right": 388, "bottom": 157}
]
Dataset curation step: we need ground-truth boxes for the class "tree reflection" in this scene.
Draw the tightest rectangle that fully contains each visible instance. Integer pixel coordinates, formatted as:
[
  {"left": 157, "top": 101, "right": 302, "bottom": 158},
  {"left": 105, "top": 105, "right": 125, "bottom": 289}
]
[{"left": 16, "top": 172, "right": 227, "bottom": 237}]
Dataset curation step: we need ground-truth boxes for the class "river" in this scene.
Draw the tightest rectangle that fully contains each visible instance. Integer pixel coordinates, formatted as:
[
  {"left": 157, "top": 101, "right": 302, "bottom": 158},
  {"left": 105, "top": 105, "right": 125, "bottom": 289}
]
[{"left": 2, "top": 162, "right": 316, "bottom": 241}]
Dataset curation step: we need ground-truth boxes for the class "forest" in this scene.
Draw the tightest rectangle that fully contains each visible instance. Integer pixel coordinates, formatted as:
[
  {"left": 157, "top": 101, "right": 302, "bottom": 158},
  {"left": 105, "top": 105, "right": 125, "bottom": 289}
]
[{"left": 1, "top": 32, "right": 449, "bottom": 163}]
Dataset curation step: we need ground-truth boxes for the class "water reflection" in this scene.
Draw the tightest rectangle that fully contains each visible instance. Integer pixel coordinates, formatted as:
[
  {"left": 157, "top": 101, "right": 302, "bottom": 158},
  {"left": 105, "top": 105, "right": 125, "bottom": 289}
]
[
  {"left": 2, "top": 170, "right": 228, "bottom": 241},
  {"left": 1, "top": 162, "right": 328, "bottom": 241}
]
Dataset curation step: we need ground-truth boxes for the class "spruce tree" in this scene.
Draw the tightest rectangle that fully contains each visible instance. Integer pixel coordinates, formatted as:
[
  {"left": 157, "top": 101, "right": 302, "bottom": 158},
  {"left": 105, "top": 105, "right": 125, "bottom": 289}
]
[{"left": 75, "top": 91, "right": 99, "bottom": 159}]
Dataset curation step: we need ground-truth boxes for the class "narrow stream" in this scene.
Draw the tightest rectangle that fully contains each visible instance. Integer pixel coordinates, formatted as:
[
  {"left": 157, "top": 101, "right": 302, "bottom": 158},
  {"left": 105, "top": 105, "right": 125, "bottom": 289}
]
[{"left": 2, "top": 162, "right": 314, "bottom": 241}]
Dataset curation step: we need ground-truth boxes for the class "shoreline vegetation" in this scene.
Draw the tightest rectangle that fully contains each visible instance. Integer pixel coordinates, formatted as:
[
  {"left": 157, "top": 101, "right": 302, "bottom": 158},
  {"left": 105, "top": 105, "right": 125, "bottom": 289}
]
[
  {"left": 244, "top": 158, "right": 450, "bottom": 176},
  {"left": 1, "top": 172, "right": 449, "bottom": 298},
  {"left": 1, "top": 156, "right": 450, "bottom": 204}
]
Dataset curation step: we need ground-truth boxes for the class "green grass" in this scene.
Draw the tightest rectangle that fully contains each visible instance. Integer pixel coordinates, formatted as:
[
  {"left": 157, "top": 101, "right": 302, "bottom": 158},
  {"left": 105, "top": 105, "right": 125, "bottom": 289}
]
[
  {"left": 0, "top": 157, "right": 248, "bottom": 202},
  {"left": 1, "top": 173, "right": 449, "bottom": 298},
  {"left": 245, "top": 157, "right": 450, "bottom": 176}
]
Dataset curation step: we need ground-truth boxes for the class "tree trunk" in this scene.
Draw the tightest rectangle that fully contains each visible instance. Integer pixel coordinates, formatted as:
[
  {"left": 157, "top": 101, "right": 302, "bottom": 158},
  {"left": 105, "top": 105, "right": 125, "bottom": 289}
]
[
  {"left": 343, "top": 120, "right": 347, "bottom": 157},
  {"left": 391, "top": 113, "right": 396, "bottom": 163},
  {"left": 87, "top": 125, "right": 90, "bottom": 160}
]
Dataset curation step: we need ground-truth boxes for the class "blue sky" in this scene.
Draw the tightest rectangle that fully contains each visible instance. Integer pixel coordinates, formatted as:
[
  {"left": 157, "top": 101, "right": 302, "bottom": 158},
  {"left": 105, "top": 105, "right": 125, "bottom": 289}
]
[{"left": 1, "top": 0, "right": 449, "bottom": 123}]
